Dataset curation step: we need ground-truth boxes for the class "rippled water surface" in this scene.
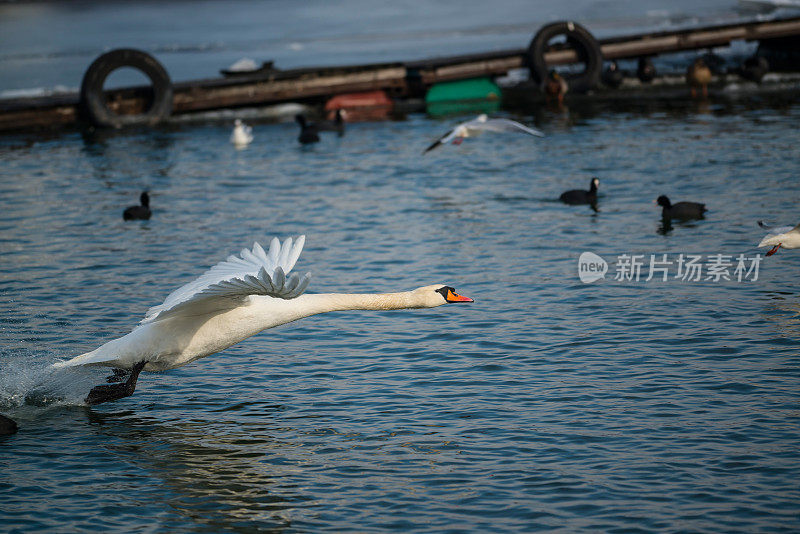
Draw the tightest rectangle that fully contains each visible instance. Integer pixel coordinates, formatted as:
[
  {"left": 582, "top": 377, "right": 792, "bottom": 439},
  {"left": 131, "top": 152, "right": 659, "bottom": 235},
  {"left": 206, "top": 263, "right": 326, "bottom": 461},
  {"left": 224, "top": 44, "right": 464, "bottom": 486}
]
[
  {"left": 3, "top": 2, "right": 800, "bottom": 532},
  {"left": 2, "top": 98, "right": 800, "bottom": 532}
]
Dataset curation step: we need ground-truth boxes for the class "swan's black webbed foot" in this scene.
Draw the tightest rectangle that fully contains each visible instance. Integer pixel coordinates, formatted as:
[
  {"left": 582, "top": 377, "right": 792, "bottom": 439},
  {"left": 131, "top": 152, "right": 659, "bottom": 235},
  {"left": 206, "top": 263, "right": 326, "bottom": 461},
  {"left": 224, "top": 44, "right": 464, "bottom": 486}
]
[
  {"left": 105, "top": 368, "right": 128, "bottom": 383},
  {"left": 85, "top": 361, "right": 147, "bottom": 406}
]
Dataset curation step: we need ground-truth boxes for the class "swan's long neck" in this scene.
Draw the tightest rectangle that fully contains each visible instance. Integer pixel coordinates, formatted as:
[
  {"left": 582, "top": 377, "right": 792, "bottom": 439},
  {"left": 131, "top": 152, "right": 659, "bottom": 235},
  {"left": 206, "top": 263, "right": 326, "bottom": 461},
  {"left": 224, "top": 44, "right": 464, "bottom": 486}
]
[
  {"left": 294, "top": 291, "right": 426, "bottom": 315},
  {"left": 246, "top": 290, "right": 435, "bottom": 335}
]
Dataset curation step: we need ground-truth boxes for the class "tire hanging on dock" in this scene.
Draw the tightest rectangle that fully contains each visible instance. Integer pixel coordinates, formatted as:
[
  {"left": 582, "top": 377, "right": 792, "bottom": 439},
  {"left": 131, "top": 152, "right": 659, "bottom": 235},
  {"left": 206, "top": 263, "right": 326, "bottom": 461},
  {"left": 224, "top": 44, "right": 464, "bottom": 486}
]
[
  {"left": 80, "top": 49, "right": 173, "bottom": 129},
  {"left": 527, "top": 21, "right": 602, "bottom": 94}
]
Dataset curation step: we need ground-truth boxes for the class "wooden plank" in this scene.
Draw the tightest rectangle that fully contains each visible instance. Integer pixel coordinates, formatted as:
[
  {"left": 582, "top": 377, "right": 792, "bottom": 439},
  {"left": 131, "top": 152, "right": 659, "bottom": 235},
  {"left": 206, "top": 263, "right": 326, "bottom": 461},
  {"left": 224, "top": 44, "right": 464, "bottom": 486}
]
[
  {"left": 601, "top": 18, "right": 800, "bottom": 59},
  {"left": 416, "top": 16, "right": 800, "bottom": 77},
  {"left": 172, "top": 66, "right": 407, "bottom": 111},
  {"left": 0, "top": 104, "right": 76, "bottom": 130},
  {"left": 420, "top": 57, "right": 524, "bottom": 84},
  {"left": 406, "top": 48, "right": 526, "bottom": 70}
]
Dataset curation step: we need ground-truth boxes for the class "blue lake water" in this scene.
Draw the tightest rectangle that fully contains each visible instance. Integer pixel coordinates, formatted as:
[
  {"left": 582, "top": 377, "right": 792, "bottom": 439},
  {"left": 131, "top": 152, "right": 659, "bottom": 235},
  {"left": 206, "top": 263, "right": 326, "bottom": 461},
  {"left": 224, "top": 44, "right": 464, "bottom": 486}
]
[{"left": 2, "top": 1, "right": 800, "bottom": 533}]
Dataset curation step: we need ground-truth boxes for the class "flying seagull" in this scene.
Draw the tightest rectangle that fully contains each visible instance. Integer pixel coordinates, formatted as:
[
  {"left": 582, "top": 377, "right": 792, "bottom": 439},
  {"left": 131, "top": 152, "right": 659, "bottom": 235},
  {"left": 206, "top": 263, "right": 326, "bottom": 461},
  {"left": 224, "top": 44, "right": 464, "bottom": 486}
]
[{"left": 424, "top": 114, "right": 544, "bottom": 153}]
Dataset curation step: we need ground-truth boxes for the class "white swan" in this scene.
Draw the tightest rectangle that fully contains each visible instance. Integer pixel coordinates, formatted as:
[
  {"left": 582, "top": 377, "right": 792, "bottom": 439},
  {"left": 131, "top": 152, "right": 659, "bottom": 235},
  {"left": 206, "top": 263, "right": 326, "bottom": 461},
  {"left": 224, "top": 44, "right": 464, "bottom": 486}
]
[
  {"left": 53, "top": 236, "right": 473, "bottom": 404},
  {"left": 424, "top": 114, "right": 544, "bottom": 153},
  {"left": 230, "top": 119, "right": 253, "bottom": 147},
  {"left": 758, "top": 221, "right": 800, "bottom": 256}
]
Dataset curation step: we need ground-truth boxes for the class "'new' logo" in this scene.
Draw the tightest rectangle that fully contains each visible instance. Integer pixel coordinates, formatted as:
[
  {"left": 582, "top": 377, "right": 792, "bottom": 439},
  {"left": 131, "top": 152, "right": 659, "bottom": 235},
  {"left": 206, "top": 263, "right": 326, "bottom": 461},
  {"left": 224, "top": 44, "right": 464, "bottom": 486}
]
[{"left": 578, "top": 252, "right": 607, "bottom": 283}]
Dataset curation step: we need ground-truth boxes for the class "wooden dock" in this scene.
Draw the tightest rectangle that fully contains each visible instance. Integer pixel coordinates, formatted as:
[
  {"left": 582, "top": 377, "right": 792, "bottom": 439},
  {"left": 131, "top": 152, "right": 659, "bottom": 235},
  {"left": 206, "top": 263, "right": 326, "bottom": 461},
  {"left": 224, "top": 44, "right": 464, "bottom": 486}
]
[{"left": 2, "top": 16, "right": 799, "bottom": 132}]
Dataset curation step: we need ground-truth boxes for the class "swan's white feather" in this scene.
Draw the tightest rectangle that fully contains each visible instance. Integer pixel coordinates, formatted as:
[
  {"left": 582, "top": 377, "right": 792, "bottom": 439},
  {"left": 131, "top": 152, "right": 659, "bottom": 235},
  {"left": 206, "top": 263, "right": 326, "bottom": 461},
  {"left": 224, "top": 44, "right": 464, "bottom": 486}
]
[{"left": 141, "top": 236, "right": 310, "bottom": 324}]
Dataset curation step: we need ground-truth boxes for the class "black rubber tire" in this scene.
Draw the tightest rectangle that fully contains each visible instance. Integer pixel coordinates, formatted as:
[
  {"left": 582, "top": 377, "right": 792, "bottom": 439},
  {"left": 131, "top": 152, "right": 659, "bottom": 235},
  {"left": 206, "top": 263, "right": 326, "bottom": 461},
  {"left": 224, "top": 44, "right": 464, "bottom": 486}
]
[
  {"left": 80, "top": 49, "right": 173, "bottom": 128},
  {"left": 527, "top": 21, "right": 602, "bottom": 93}
]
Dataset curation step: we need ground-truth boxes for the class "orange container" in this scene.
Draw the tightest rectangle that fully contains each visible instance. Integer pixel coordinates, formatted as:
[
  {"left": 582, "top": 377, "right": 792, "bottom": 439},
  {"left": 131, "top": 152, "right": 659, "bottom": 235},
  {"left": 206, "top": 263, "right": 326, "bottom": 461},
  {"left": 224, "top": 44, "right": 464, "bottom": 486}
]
[{"left": 325, "top": 90, "right": 393, "bottom": 122}]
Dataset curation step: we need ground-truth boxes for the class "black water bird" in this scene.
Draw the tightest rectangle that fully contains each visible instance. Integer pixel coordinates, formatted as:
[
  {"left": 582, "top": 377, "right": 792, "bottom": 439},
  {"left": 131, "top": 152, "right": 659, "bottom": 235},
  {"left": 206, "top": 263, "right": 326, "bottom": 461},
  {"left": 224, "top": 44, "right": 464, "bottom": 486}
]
[
  {"left": 656, "top": 195, "right": 706, "bottom": 220},
  {"left": 602, "top": 61, "right": 624, "bottom": 89},
  {"left": 560, "top": 177, "right": 599, "bottom": 206},
  {"left": 740, "top": 56, "right": 769, "bottom": 83},
  {"left": 295, "top": 114, "right": 320, "bottom": 144},
  {"left": 123, "top": 192, "right": 151, "bottom": 221},
  {"left": 637, "top": 57, "right": 656, "bottom": 83}
]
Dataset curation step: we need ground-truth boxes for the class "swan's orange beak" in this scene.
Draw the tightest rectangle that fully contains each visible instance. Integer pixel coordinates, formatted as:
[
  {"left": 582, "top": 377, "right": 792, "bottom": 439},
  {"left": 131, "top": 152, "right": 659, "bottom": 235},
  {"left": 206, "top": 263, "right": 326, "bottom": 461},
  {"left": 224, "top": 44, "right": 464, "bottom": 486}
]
[
  {"left": 446, "top": 289, "right": 473, "bottom": 303},
  {"left": 766, "top": 244, "right": 781, "bottom": 256}
]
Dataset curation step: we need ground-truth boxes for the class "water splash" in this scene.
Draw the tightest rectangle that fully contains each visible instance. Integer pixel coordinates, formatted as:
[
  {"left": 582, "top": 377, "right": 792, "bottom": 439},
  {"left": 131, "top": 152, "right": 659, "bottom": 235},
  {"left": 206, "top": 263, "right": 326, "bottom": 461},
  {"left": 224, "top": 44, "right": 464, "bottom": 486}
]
[{"left": 0, "top": 349, "right": 103, "bottom": 411}]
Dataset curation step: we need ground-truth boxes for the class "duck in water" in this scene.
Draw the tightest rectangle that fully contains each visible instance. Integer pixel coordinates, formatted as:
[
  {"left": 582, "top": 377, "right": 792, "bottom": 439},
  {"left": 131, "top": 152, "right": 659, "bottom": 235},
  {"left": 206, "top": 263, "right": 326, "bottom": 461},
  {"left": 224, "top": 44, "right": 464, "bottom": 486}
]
[
  {"left": 123, "top": 192, "right": 151, "bottom": 221},
  {"left": 542, "top": 70, "right": 568, "bottom": 106},
  {"left": 656, "top": 195, "right": 706, "bottom": 221},
  {"left": 560, "top": 177, "right": 600, "bottom": 210},
  {"left": 295, "top": 114, "right": 320, "bottom": 144},
  {"left": 230, "top": 119, "right": 253, "bottom": 147},
  {"left": 686, "top": 58, "right": 712, "bottom": 98}
]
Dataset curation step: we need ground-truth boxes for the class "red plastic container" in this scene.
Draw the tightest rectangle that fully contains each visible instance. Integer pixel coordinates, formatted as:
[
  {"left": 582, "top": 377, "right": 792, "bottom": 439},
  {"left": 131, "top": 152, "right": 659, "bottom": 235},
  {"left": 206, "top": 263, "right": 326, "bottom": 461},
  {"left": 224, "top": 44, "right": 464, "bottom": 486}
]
[{"left": 325, "top": 90, "right": 393, "bottom": 122}]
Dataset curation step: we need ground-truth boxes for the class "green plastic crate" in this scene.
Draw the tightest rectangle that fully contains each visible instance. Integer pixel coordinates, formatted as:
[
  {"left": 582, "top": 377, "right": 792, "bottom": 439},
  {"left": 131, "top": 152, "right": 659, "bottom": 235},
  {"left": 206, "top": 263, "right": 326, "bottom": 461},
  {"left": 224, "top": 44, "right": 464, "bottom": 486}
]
[{"left": 425, "top": 78, "right": 501, "bottom": 117}]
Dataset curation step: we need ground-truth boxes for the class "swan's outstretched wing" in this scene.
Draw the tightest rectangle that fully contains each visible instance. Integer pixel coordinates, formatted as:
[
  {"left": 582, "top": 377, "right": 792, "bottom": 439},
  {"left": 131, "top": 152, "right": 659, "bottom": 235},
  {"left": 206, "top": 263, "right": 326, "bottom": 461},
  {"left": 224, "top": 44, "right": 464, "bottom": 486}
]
[
  {"left": 141, "top": 236, "right": 311, "bottom": 324},
  {"left": 469, "top": 118, "right": 544, "bottom": 137}
]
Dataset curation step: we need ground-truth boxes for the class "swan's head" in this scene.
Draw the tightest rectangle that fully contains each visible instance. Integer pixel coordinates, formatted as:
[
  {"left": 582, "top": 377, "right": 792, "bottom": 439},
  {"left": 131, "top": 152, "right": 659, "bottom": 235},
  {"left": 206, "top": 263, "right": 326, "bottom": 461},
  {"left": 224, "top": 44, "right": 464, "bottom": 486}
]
[
  {"left": 656, "top": 195, "right": 671, "bottom": 208},
  {"left": 234, "top": 119, "right": 242, "bottom": 127},
  {"left": 414, "top": 285, "right": 473, "bottom": 307},
  {"left": 140, "top": 191, "right": 150, "bottom": 207},
  {"left": 590, "top": 177, "right": 600, "bottom": 190}
]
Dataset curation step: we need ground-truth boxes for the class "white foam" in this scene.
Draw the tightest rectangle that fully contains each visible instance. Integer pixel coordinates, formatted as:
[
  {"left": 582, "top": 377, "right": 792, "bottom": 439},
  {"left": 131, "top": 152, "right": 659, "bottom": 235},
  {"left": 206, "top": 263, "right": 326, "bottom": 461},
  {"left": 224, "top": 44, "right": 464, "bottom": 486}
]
[{"left": 0, "top": 350, "right": 102, "bottom": 410}]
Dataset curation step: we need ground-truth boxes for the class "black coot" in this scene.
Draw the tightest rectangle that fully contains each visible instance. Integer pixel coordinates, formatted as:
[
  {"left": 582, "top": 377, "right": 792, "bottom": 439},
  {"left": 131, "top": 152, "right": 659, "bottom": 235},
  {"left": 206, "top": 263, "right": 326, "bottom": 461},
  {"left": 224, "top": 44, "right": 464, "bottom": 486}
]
[
  {"left": 560, "top": 177, "right": 599, "bottom": 205},
  {"left": 123, "top": 192, "right": 151, "bottom": 221},
  {"left": 656, "top": 195, "right": 706, "bottom": 220},
  {"left": 295, "top": 114, "right": 320, "bottom": 144}
]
